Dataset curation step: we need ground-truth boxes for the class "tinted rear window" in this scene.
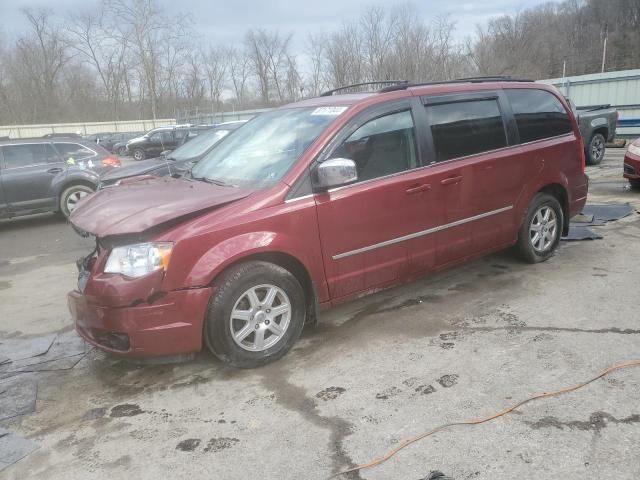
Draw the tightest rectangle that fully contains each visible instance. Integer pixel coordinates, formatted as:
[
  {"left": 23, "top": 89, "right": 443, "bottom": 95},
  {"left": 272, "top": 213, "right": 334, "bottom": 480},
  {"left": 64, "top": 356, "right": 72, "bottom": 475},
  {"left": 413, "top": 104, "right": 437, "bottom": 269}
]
[
  {"left": 506, "top": 89, "right": 573, "bottom": 143},
  {"left": 54, "top": 142, "right": 96, "bottom": 161},
  {"left": 2, "top": 143, "right": 58, "bottom": 168},
  {"left": 425, "top": 99, "right": 507, "bottom": 162}
]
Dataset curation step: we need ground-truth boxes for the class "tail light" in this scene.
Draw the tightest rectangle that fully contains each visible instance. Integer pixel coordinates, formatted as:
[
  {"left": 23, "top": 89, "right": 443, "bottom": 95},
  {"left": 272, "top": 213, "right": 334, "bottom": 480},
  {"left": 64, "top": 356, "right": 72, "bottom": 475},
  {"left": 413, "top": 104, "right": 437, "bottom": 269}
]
[{"left": 102, "top": 156, "right": 121, "bottom": 168}]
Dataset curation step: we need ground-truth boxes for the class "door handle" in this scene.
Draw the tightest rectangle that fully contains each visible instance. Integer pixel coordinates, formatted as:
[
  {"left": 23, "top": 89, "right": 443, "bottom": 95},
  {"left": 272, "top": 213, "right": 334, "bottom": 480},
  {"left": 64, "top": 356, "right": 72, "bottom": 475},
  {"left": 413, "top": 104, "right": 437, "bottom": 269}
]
[
  {"left": 405, "top": 183, "right": 431, "bottom": 194},
  {"left": 47, "top": 167, "right": 63, "bottom": 174},
  {"left": 440, "top": 175, "right": 463, "bottom": 186}
]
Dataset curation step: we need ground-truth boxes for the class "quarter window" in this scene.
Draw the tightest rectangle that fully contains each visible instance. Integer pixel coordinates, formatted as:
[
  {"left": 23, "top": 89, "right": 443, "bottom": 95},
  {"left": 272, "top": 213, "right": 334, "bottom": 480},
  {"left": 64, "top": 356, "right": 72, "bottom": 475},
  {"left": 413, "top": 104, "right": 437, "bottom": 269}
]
[
  {"left": 2, "top": 143, "right": 59, "bottom": 168},
  {"left": 331, "top": 110, "right": 418, "bottom": 182},
  {"left": 506, "top": 89, "right": 573, "bottom": 143},
  {"left": 425, "top": 99, "right": 507, "bottom": 162},
  {"left": 54, "top": 143, "right": 96, "bottom": 162},
  {"left": 150, "top": 131, "right": 173, "bottom": 143}
]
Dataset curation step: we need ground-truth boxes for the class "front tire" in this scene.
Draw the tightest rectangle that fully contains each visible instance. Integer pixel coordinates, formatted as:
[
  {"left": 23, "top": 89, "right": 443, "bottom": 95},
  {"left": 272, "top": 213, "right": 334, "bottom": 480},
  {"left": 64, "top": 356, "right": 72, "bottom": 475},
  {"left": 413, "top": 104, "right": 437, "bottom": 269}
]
[
  {"left": 587, "top": 133, "right": 606, "bottom": 165},
  {"left": 515, "top": 193, "right": 563, "bottom": 263},
  {"left": 629, "top": 179, "right": 640, "bottom": 190},
  {"left": 59, "top": 184, "right": 94, "bottom": 218},
  {"left": 205, "top": 261, "right": 306, "bottom": 368},
  {"left": 117, "top": 146, "right": 127, "bottom": 156},
  {"left": 132, "top": 148, "right": 145, "bottom": 161}
]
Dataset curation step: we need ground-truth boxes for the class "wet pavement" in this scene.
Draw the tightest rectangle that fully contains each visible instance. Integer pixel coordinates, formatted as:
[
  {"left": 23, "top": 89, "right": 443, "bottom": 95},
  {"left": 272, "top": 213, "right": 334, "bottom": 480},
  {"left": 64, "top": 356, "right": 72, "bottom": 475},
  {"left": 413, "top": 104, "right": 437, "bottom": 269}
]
[{"left": 1, "top": 148, "right": 639, "bottom": 479}]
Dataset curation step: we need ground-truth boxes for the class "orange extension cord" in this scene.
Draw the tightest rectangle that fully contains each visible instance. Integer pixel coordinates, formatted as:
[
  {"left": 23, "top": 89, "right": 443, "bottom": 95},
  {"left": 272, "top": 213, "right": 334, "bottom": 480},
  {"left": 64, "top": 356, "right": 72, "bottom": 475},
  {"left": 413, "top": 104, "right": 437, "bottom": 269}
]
[{"left": 332, "top": 359, "right": 640, "bottom": 478}]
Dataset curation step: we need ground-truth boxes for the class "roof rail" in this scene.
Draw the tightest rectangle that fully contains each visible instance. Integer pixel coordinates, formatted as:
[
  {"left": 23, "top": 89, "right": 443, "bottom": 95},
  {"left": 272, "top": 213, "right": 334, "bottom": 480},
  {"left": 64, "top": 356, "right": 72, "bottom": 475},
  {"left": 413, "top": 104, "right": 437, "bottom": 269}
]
[
  {"left": 321, "top": 76, "right": 535, "bottom": 97},
  {"left": 320, "top": 80, "right": 408, "bottom": 97},
  {"left": 378, "top": 76, "right": 535, "bottom": 93}
]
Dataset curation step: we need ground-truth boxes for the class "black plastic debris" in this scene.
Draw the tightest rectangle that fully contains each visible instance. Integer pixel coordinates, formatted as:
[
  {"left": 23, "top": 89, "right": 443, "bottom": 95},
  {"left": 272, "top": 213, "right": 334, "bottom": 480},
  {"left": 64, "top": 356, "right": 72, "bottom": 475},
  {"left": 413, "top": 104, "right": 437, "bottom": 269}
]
[
  {"left": 570, "top": 213, "right": 605, "bottom": 226},
  {"left": 0, "top": 331, "right": 89, "bottom": 380},
  {"left": 562, "top": 226, "right": 603, "bottom": 241},
  {"left": 0, "top": 375, "right": 37, "bottom": 422},
  {"left": 581, "top": 203, "right": 635, "bottom": 224},
  {"left": 0, "top": 335, "right": 56, "bottom": 364},
  {"left": 0, "top": 428, "right": 38, "bottom": 472},
  {"left": 420, "top": 471, "right": 454, "bottom": 480}
]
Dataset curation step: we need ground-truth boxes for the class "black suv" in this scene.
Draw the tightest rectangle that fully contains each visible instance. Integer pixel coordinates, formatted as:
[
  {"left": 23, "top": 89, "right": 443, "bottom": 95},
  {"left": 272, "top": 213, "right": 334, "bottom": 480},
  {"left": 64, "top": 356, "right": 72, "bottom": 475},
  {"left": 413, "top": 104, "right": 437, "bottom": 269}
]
[{"left": 125, "top": 125, "right": 214, "bottom": 160}]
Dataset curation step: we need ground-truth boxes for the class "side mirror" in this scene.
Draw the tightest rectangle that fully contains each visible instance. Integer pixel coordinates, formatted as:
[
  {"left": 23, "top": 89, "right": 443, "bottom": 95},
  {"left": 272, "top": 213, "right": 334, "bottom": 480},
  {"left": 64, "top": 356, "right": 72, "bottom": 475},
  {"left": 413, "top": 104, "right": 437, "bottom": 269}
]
[
  {"left": 160, "top": 149, "right": 172, "bottom": 158},
  {"left": 312, "top": 158, "right": 358, "bottom": 192}
]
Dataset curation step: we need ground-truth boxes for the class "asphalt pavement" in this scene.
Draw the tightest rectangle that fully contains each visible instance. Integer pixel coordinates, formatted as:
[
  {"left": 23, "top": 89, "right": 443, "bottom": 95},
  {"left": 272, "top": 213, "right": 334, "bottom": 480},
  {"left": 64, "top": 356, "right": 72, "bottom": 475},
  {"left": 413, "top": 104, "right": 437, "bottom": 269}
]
[{"left": 1, "top": 148, "right": 639, "bottom": 480}]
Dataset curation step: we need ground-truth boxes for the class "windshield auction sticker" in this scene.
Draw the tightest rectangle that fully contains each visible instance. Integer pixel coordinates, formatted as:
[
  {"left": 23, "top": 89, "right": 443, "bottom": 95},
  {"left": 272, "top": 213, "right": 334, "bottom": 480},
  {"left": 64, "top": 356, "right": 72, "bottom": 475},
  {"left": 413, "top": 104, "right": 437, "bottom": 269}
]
[{"left": 311, "top": 106, "right": 348, "bottom": 116}]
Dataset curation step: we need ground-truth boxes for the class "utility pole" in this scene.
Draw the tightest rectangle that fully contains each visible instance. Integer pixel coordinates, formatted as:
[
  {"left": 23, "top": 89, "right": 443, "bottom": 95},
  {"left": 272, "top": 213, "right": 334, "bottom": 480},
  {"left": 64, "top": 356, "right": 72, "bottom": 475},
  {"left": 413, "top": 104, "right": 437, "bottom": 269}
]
[{"left": 601, "top": 23, "right": 608, "bottom": 73}]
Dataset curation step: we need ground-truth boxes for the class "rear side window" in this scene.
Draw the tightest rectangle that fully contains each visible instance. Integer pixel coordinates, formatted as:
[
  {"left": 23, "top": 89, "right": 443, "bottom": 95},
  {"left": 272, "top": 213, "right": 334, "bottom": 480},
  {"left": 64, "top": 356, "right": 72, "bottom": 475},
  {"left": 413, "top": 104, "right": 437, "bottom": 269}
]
[
  {"left": 506, "top": 89, "right": 573, "bottom": 143},
  {"left": 425, "top": 99, "right": 507, "bottom": 162},
  {"left": 1, "top": 143, "right": 59, "bottom": 168},
  {"left": 54, "top": 143, "right": 96, "bottom": 162}
]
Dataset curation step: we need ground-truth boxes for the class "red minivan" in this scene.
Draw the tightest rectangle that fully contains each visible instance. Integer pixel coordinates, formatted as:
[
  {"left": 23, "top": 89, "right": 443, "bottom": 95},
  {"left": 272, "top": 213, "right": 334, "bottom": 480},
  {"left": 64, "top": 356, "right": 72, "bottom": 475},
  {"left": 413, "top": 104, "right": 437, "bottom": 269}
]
[{"left": 68, "top": 79, "right": 588, "bottom": 368}]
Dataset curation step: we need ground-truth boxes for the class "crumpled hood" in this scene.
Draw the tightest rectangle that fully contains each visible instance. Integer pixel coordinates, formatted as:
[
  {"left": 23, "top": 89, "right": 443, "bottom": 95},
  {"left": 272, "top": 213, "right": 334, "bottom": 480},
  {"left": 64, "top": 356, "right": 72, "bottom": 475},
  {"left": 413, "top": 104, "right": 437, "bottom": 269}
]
[
  {"left": 100, "top": 157, "right": 165, "bottom": 182},
  {"left": 70, "top": 176, "right": 253, "bottom": 237}
]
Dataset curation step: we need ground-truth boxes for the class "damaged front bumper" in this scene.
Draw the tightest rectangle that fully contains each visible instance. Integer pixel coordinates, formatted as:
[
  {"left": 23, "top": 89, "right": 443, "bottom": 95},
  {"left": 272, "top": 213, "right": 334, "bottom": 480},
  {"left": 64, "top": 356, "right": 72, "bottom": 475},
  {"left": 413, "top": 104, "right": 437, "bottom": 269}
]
[
  {"left": 68, "top": 243, "right": 210, "bottom": 357},
  {"left": 623, "top": 153, "right": 640, "bottom": 181},
  {"left": 68, "top": 287, "right": 211, "bottom": 357}
]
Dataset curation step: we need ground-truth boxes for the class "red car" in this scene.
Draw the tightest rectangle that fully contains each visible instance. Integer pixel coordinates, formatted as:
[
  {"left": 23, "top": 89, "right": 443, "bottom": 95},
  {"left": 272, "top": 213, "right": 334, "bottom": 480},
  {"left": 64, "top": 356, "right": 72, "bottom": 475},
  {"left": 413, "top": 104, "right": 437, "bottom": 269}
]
[
  {"left": 68, "top": 78, "right": 588, "bottom": 368},
  {"left": 623, "top": 137, "right": 640, "bottom": 189}
]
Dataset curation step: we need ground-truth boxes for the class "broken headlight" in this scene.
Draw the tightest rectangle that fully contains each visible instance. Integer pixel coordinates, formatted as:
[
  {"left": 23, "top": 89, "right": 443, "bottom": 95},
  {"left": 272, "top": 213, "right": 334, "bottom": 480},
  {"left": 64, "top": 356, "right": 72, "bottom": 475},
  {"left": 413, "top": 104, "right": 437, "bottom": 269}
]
[
  {"left": 104, "top": 242, "right": 173, "bottom": 278},
  {"left": 628, "top": 143, "right": 640, "bottom": 157}
]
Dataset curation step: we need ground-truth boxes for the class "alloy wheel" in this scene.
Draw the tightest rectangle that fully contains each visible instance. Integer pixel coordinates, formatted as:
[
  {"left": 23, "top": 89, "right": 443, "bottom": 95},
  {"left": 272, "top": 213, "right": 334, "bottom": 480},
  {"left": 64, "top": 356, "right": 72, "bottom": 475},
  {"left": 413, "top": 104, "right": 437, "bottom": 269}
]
[
  {"left": 591, "top": 137, "right": 604, "bottom": 162},
  {"left": 529, "top": 206, "right": 558, "bottom": 253},
  {"left": 229, "top": 284, "right": 291, "bottom": 352},
  {"left": 66, "top": 190, "right": 89, "bottom": 213}
]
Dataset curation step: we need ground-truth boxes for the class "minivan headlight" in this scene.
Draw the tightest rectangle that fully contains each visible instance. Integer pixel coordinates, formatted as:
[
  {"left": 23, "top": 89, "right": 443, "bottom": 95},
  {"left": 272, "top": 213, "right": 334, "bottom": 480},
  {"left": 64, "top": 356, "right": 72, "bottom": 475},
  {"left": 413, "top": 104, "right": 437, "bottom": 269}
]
[
  {"left": 628, "top": 143, "right": 640, "bottom": 157},
  {"left": 104, "top": 242, "right": 173, "bottom": 278}
]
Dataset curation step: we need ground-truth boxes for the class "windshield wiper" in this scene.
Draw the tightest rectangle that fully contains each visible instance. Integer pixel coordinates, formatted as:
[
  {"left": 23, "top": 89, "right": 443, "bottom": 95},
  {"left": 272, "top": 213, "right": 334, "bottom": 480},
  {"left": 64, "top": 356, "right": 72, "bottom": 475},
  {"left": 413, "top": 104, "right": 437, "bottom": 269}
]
[{"left": 192, "top": 176, "right": 237, "bottom": 187}]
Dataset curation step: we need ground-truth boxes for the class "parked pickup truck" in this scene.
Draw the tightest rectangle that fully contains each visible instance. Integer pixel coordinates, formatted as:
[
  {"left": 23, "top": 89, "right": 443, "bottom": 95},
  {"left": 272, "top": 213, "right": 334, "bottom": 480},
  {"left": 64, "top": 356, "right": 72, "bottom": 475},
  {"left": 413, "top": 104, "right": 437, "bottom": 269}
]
[{"left": 568, "top": 101, "right": 618, "bottom": 165}]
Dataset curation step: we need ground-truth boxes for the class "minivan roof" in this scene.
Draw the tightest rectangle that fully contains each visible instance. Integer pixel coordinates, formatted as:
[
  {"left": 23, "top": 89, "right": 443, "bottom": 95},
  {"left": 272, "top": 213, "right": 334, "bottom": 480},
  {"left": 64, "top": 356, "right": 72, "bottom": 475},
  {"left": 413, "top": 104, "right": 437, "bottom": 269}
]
[{"left": 281, "top": 78, "right": 558, "bottom": 110}]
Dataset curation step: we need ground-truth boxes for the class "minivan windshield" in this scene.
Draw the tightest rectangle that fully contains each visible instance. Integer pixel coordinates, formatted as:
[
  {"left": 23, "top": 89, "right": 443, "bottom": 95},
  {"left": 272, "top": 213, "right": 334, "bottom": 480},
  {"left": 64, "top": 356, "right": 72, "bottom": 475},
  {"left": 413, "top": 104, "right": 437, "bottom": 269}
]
[
  {"left": 191, "top": 107, "right": 343, "bottom": 186},
  {"left": 170, "top": 129, "right": 231, "bottom": 161}
]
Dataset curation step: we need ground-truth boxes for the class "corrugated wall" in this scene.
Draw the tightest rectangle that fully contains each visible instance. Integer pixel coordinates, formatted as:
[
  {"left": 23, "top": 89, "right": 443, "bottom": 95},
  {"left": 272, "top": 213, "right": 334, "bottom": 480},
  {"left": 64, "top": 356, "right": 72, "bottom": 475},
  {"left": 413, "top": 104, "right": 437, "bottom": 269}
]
[
  {"left": 539, "top": 69, "right": 640, "bottom": 137},
  {"left": 0, "top": 119, "right": 176, "bottom": 139},
  {"left": 0, "top": 108, "right": 267, "bottom": 139}
]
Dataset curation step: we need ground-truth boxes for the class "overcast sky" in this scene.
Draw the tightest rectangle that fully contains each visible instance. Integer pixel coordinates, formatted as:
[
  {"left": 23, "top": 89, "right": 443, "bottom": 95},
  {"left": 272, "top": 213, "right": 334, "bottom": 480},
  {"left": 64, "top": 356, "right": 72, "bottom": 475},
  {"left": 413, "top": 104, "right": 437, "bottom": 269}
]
[{"left": 1, "top": 0, "right": 557, "bottom": 48}]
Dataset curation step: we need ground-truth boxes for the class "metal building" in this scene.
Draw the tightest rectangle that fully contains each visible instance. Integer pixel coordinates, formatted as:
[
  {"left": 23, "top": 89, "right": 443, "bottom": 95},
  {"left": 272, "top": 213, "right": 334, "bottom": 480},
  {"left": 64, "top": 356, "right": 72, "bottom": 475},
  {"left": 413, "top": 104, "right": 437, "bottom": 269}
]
[{"left": 539, "top": 69, "right": 640, "bottom": 138}]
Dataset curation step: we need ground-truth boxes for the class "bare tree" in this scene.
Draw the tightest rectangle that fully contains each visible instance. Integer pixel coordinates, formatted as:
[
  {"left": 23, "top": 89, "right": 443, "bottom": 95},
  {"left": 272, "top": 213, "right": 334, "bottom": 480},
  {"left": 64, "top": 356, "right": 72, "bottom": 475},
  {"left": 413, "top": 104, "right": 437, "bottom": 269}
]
[
  {"left": 306, "top": 33, "right": 327, "bottom": 96},
  {"left": 229, "top": 47, "right": 251, "bottom": 107},
  {"left": 202, "top": 45, "right": 229, "bottom": 113},
  {"left": 360, "top": 6, "right": 397, "bottom": 80},
  {"left": 13, "top": 8, "right": 71, "bottom": 122},
  {"left": 67, "top": 3, "right": 130, "bottom": 119},
  {"left": 245, "top": 29, "right": 271, "bottom": 104}
]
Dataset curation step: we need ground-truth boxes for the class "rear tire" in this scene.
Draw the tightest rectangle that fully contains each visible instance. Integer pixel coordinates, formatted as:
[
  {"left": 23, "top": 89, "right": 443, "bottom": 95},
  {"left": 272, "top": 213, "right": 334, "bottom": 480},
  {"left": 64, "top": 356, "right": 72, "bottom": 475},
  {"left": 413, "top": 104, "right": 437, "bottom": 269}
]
[
  {"left": 132, "top": 148, "right": 145, "bottom": 161},
  {"left": 204, "top": 261, "right": 306, "bottom": 368},
  {"left": 59, "top": 184, "right": 94, "bottom": 218},
  {"left": 587, "top": 133, "right": 606, "bottom": 165},
  {"left": 515, "top": 193, "right": 563, "bottom": 263}
]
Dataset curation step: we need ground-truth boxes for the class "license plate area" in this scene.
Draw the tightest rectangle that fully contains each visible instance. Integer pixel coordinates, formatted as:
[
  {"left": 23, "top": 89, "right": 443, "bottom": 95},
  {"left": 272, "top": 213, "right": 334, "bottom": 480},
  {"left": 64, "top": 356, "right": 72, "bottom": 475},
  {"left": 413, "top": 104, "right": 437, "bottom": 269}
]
[{"left": 76, "top": 244, "right": 98, "bottom": 293}]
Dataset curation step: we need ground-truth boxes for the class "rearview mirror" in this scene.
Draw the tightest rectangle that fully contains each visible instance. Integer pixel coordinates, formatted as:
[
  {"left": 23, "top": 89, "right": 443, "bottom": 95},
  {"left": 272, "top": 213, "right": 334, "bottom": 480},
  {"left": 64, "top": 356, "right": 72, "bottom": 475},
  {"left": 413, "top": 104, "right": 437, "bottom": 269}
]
[{"left": 312, "top": 158, "right": 358, "bottom": 191}]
